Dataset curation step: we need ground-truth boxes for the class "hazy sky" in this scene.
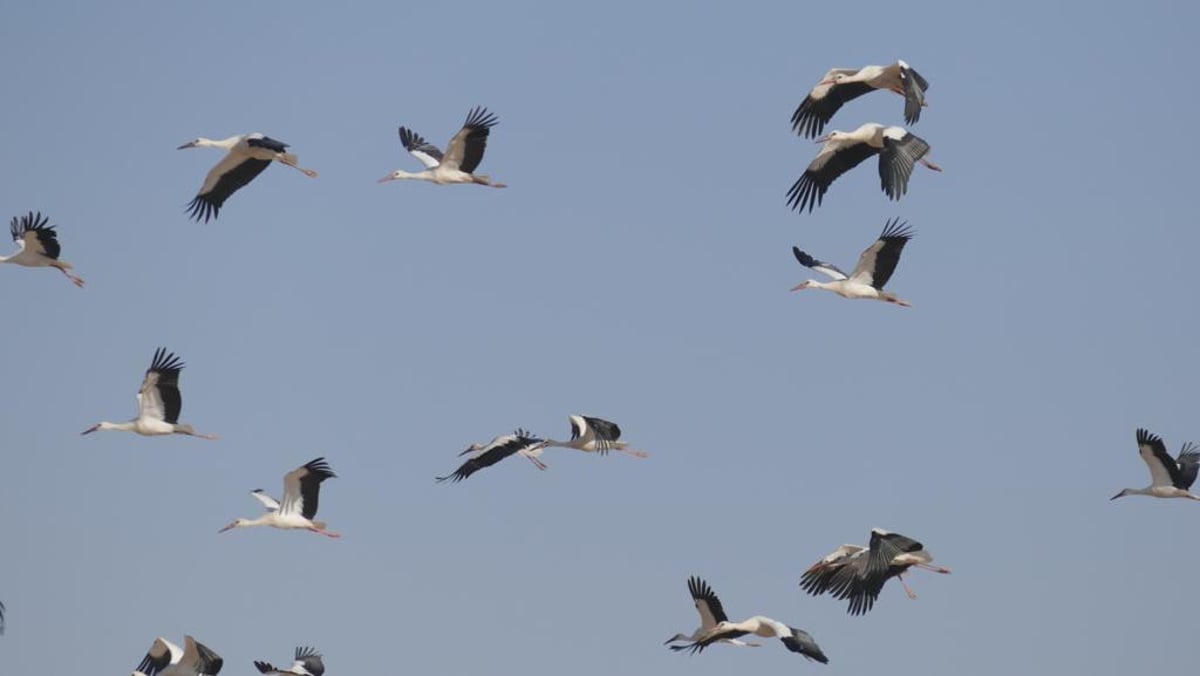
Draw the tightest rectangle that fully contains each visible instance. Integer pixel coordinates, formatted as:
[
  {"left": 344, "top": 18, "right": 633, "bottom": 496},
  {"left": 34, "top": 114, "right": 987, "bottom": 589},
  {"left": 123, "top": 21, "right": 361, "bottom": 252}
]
[{"left": 3, "top": 1, "right": 1198, "bottom": 674}]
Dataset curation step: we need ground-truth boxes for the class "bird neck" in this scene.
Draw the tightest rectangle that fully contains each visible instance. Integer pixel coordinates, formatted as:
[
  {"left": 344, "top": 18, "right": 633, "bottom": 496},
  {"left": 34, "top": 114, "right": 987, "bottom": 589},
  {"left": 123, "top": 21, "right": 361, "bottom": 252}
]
[
  {"left": 103, "top": 421, "right": 138, "bottom": 432},
  {"left": 198, "top": 136, "right": 240, "bottom": 150}
]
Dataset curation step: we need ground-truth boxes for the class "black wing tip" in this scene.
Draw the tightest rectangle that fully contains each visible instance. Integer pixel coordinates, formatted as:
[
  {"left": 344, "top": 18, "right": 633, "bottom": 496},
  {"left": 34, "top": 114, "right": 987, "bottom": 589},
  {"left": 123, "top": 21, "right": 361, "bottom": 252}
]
[
  {"left": 786, "top": 174, "right": 823, "bottom": 213},
  {"left": 295, "top": 645, "right": 322, "bottom": 659},
  {"left": 304, "top": 457, "right": 337, "bottom": 479},
  {"left": 879, "top": 218, "right": 915, "bottom": 241},
  {"left": 398, "top": 127, "right": 423, "bottom": 149},
  {"left": 464, "top": 106, "right": 499, "bottom": 130},
  {"left": 1137, "top": 428, "right": 1162, "bottom": 446},
  {"left": 253, "top": 661, "right": 274, "bottom": 674},
  {"left": 13, "top": 210, "right": 53, "bottom": 233},
  {"left": 185, "top": 195, "right": 218, "bottom": 223},
  {"left": 435, "top": 471, "right": 466, "bottom": 483},
  {"left": 149, "top": 347, "right": 185, "bottom": 373},
  {"left": 792, "top": 246, "right": 819, "bottom": 267}
]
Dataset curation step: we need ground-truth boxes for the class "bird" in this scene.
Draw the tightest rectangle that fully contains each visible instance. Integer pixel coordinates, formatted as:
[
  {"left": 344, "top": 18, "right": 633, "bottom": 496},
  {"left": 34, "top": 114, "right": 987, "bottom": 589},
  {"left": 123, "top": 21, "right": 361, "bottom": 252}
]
[
  {"left": 218, "top": 457, "right": 340, "bottom": 537},
  {"left": 178, "top": 133, "right": 318, "bottom": 222},
  {"left": 1111, "top": 428, "right": 1200, "bottom": 500},
  {"left": 680, "top": 615, "right": 829, "bottom": 663},
  {"left": 254, "top": 646, "right": 325, "bottom": 676},
  {"left": 1, "top": 211, "right": 84, "bottom": 287},
  {"left": 790, "top": 218, "right": 914, "bottom": 307},
  {"left": 800, "top": 528, "right": 951, "bottom": 616},
  {"left": 378, "top": 106, "right": 506, "bottom": 188},
  {"left": 541, "top": 414, "right": 649, "bottom": 459},
  {"left": 787, "top": 123, "right": 941, "bottom": 213},
  {"left": 436, "top": 429, "right": 549, "bottom": 483},
  {"left": 81, "top": 347, "right": 217, "bottom": 439},
  {"left": 665, "top": 576, "right": 762, "bottom": 650},
  {"left": 132, "top": 635, "right": 224, "bottom": 676},
  {"left": 792, "top": 61, "right": 929, "bottom": 138}
]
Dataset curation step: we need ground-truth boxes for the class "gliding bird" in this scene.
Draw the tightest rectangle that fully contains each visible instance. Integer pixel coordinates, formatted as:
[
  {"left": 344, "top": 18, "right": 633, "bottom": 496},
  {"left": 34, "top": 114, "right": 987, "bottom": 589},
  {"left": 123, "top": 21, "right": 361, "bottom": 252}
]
[
  {"left": 81, "top": 348, "right": 217, "bottom": 439},
  {"left": 131, "top": 635, "right": 224, "bottom": 676},
  {"left": 790, "top": 218, "right": 914, "bottom": 307},
  {"left": 665, "top": 576, "right": 761, "bottom": 650},
  {"left": 436, "top": 429, "right": 549, "bottom": 483},
  {"left": 2, "top": 211, "right": 84, "bottom": 287},
  {"left": 1111, "top": 428, "right": 1200, "bottom": 500},
  {"left": 541, "top": 414, "right": 648, "bottom": 459},
  {"left": 254, "top": 646, "right": 325, "bottom": 676},
  {"left": 378, "top": 106, "right": 506, "bottom": 188},
  {"left": 792, "top": 61, "right": 929, "bottom": 138},
  {"left": 178, "top": 133, "right": 318, "bottom": 222},
  {"left": 787, "top": 123, "right": 941, "bottom": 213},
  {"left": 219, "top": 458, "right": 340, "bottom": 537}
]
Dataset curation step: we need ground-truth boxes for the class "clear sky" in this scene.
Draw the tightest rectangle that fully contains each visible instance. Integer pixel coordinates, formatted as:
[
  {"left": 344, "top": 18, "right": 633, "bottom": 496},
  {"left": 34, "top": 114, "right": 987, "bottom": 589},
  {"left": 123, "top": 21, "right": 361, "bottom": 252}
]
[{"left": 2, "top": 1, "right": 1198, "bottom": 673}]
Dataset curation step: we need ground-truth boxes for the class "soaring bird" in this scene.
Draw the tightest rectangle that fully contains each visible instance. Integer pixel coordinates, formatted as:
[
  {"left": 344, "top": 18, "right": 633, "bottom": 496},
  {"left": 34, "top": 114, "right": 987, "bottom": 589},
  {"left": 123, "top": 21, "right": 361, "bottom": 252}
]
[
  {"left": 219, "top": 458, "right": 340, "bottom": 537},
  {"left": 787, "top": 123, "right": 941, "bottom": 213},
  {"left": 178, "top": 133, "right": 318, "bottom": 222},
  {"left": 437, "top": 429, "right": 549, "bottom": 483},
  {"left": 132, "top": 635, "right": 224, "bottom": 676},
  {"left": 665, "top": 576, "right": 762, "bottom": 650},
  {"left": 790, "top": 218, "right": 914, "bottom": 307},
  {"left": 81, "top": 348, "right": 217, "bottom": 439},
  {"left": 541, "top": 414, "right": 648, "bottom": 459},
  {"left": 792, "top": 61, "right": 929, "bottom": 138},
  {"left": 801, "top": 528, "right": 951, "bottom": 615},
  {"left": 378, "top": 106, "right": 506, "bottom": 188},
  {"left": 1111, "top": 428, "right": 1200, "bottom": 500},
  {"left": 681, "top": 615, "right": 828, "bottom": 663},
  {"left": 254, "top": 646, "right": 325, "bottom": 676},
  {"left": 1, "top": 211, "right": 84, "bottom": 287}
]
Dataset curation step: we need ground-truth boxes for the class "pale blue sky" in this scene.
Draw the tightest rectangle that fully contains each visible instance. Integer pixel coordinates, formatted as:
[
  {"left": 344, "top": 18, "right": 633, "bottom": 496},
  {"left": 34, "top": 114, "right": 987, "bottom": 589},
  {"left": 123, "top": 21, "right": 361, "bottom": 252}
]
[{"left": 3, "top": 1, "right": 1199, "bottom": 673}]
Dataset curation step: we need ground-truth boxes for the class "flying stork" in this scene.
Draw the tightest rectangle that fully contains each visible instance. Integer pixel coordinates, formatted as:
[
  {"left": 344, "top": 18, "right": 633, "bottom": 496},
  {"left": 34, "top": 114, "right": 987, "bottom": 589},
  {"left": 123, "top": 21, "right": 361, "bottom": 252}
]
[
  {"left": 1111, "top": 428, "right": 1200, "bottom": 500},
  {"left": 680, "top": 615, "right": 828, "bottom": 663},
  {"left": 219, "top": 458, "right": 340, "bottom": 537},
  {"left": 665, "top": 576, "right": 762, "bottom": 650},
  {"left": 436, "top": 429, "right": 549, "bottom": 483},
  {"left": 378, "top": 106, "right": 507, "bottom": 188},
  {"left": 132, "top": 635, "right": 224, "bottom": 676},
  {"left": 541, "top": 414, "right": 649, "bottom": 459},
  {"left": 800, "top": 528, "right": 951, "bottom": 616},
  {"left": 787, "top": 123, "right": 941, "bottom": 213},
  {"left": 1, "top": 211, "right": 84, "bottom": 287},
  {"left": 81, "top": 347, "right": 217, "bottom": 439},
  {"left": 791, "top": 218, "right": 914, "bottom": 307},
  {"left": 254, "top": 646, "right": 325, "bottom": 676},
  {"left": 177, "top": 133, "right": 318, "bottom": 222},
  {"left": 792, "top": 61, "right": 929, "bottom": 138}
]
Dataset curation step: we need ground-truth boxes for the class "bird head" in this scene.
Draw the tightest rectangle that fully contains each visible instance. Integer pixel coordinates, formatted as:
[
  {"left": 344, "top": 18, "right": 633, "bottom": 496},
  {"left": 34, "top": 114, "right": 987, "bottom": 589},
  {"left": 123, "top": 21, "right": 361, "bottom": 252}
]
[
  {"left": 176, "top": 139, "right": 202, "bottom": 150},
  {"left": 820, "top": 73, "right": 848, "bottom": 86},
  {"left": 378, "top": 170, "right": 417, "bottom": 183},
  {"left": 218, "top": 519, "right": 248, "bottom": 533}
]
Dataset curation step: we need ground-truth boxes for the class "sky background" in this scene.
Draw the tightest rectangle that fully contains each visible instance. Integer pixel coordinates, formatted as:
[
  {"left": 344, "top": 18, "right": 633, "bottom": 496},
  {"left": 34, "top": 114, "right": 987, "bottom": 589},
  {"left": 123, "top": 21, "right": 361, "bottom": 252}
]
[{"left": 2, "top": 1, "right": 1198, "bottom": 673}]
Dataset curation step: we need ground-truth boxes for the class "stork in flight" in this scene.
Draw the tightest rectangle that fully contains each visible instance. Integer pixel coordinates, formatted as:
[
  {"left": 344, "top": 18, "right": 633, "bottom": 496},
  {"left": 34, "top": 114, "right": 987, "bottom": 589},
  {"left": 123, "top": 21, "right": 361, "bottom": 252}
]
[
  {"left": 541, "top": 414, "right": 649, "bottom": 459},
  {"left": 791, "top": 218, "right": 914, "bottom": 307},
  {"left": 219, "top": 458, "right": 340, "bottom": 537},
  {"left": 437, "top": 429, "right": 549, "bottom": 483},
  {"left": 378, "top": 106, "right": 506, "bottom": 188},
  {"left": 178, "top": 133, "right": 318, "bottom": 222},
  {"left": 680, "top": 615, "right": 828, "bottom": 663},
  {"left": 787, "top": 123, "right": 941, "bottom": 213},
  {"left": 132, "top": 635, "right": 224, "bottom": 676},
  {"left": 1112, "top": 428, "right": 1200, "bottom": 500},
  {"left": 665, "top": 576, "right": 762, "bottom": 650},
  {"left": 254, "top": 646, "right": 325, "bottom": 676},
  {"left": 2, "top": 211, "right": 84, "bottom": 287},
  {"left": 792, "top": 61, "right": 929, "bottom": 138},
  {"left": 81, "top": 348, "right": 217, "bottom": 439},
  {"left": 800, "top": 528, "right": 951, "bottom": 616}
]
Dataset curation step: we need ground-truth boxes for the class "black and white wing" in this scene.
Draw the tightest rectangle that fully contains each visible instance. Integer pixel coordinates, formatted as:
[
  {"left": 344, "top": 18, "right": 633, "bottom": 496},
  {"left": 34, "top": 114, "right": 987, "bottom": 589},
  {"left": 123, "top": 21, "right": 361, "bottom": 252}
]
[
  {"left": 437, "top": 430, "right": 544, "bottom": 483},
  {"left": 791, "top": 68, "right": 872, "bottom": 139},
  {"left": 280, "top": 458, "right": 337, "bottom": 520},
  {"left": 683, "top": 625, "right": 750, "bottom": 655},
  {"left": 10, "top": 211, "right": 62, "bottom": 259},
  {"left": 181, "top": 635, "right": 224, "bottom": 676},
  {"left": 250, "top": 489, "right": 281, "bottom": 512},
  {"left": 847, "top": 218, "right": 914, "bottom": 289},
  {"left": 245, "top": 135, "right": 290, "bottom": 154},
  {"left": 134, "top": 637, "right": 183, "bottom": 676},
  {"left": 580, "top": 415, "right": 621, "bottom": 454},
  {"left": 778, "top": 625, "right": 830, "bottom": 663},
  {"left": 898, "top": 63, "right": 929, "bottom": 126},
  {"left": 791, "top": 247, "right": 848, "bottom": 281},
  {"left": 799, "top": 544, "right": 865, "bottom": 598},
  {"left": 787, "top": 138, "right": 881, "bottom": 213},
  {"left": 855, "top": 529, "right": 925, "bottom": 615},
  {"left": 878, "top": 128, "right": 931, "bottom": 201},
  {"left": 441, "top": 106, "right": 498, "bottom": 173},
  {"left": 1137, "top": 428, "right": 1180, "bottom": 489},
  {"left": 186, "top": 154, "right": 272, "bottom": 223},
  {"left": 138, "top": 348, "right": 185, "bottom": 424},
  {"left": 398, "top": 127, "right": 444, "bottom": 169},
  {"left": 255, "top": 646, "right": 324, "bottom": 676},
  {"left": 688, "top": 576, "right": 729, "bottom": 628},
  {"left": 1175, "top": 442, "right": 1200, "bottom": 490}
]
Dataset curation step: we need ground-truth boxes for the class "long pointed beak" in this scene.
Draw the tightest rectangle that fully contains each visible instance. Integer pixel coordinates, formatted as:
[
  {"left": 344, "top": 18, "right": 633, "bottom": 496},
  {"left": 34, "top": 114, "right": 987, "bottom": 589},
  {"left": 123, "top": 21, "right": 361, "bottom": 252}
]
[
  {"left": 1110, "top": 492, "right": 1124, "bottom": 501},
  {"left": 176, "top": 142, "right": 196, "bottom": 150},
  {"left": 790, "top": 283, "right": 808, "bottom": 292},
  {"left": 218, "top": 523, "right": 236, "bottom": 533},
  {"left": 818, "top": 79, "right": 836, "bottom": 86},
  {"left": 813, "top": 134, "right": 831, "bottom": 144},
  {"left": 80, "top": 424, "right": 99, "bottom": 435},
  {"left": 377, "top": 174, "right": 396, "bottom": 184}
]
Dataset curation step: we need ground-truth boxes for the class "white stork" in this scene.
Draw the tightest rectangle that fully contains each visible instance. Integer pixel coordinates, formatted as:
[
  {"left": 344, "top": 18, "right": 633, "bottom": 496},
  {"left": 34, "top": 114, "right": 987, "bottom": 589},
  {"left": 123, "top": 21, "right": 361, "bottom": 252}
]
[
  {"left": 680, "top": 615, "right": 829, "bottom": 663},
  {"left": 665, "top": 576, "right": 762, "bottom": 650},
  {"left": 800, "top": 528, "right": 951, "bottom": 616},
  {"left": 1111, "top": 428, "right": 1200, "bottom": 500},
  {"left": 219, "top": 458, "right": 340, "bottom": 537},
  {"left": 1, "top": 211, "right": 84, "bottom": 287},
  {"left": 787, "top": 123, "right": 941, "bottom": 213},
  {"left": 541, "top": 414, "right": 649, "bottom": 458},
  {"left": 177, "top": 133, "right": 318, "bottom": 222},
  {"left": 792, "top": 61, "right": 929, "bottom": 138},
  {"left": 378, "top": 106, "right": 506, "bottom": 188},
  {"left": 254, "top": 646, "right": 325, "bottom": 676},
  {"left": 791, "top": 218, "right": 914, "bottom": 307},
  {"left": 81, "top": 348, "right": 217, "bottom": 439},
  {"left": 132, "top": 635, "right": 224, "bottom": 676},
  {"left": 437, "top": 429, "right": 549, "bottom": 483}
]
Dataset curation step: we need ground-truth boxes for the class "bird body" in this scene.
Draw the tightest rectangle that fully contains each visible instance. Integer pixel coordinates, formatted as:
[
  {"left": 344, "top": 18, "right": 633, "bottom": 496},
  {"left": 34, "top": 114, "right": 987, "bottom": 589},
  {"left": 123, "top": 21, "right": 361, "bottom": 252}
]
[
  {"left": 801, "top": 528, "right": 950, "bottom": 615},
  {"left": 132, "top": 635, "right": 224, "bottom": 676},
  {"left": 665, "top": 576, "right": 761, "bottom": 649},
  {"left": 254, "top": 646, "right": 325, "bottom": 676},
  {"left": 1112, "top": 428, "right": 1200, "bottom": 500},
  {"left": 219, "top": 458, "right": 340, "bottom": 537},
  {"left": 542, "top": 414, "right": 648, "bottom": 458},
  {"left": 791, "top": 218, "right": 914, "bottom": 306},
  {"left": 81, "top": 348, "right": 217, "bottom": 439},
  {"left": 178, "top": 133, "right": 317, "bottom": 222},
  {"left": 1, "top": 211, "right": 84, "bottom": 287},
  {"left": 683, "top": 615, "right": 828, "bottom": 663},
  {"left": 792, "top": 61, "right": 929, "bottom": 138},
  {"left": 437, "top": 429, "right": 549, "bottom": 482},
  {"left": 379, "top": 107, "right": 506, "bottom": 188}
]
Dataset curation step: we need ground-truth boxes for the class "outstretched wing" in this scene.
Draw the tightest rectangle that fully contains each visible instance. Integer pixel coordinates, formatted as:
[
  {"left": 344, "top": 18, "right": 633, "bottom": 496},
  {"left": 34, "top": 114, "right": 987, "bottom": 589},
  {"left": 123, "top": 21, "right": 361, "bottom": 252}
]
[
  {"left": 250, "top": 489, "right": 281, "bottom": 512},
  {"left": 878, "top": 129, "right": 930, "bottom": 202},
  {"left": 687, "top": 576, "right": 729, "bottom": 628},
  {"left": 899, "top": 64, "right": 928, "bottom": 125},
  {"left": 281, "top": 458, "right": 337, "bottom": 520},
  {"left": 138, "top": 348, "right": 185, "bottom": 424},
  {"left": 791, "top": 69, "right": 872, "bottom": 139},
  {"left": 441, "top": 106, "right": 498, "bottom": 173},
  {"left": 792, "top": 246, "right": 848, "bottom": 281},
  {"left": 1175, "top": 442, "right": 1200, "bottom": 490},
  {"left": 398, "top": 127, "right": 444, "bottom": 168},
  {"left": 848, "top": 218, "right": 914, "bottom": 289},
  {"left": 1137, "top": 428, "right": 1181, "bottom": 488}
]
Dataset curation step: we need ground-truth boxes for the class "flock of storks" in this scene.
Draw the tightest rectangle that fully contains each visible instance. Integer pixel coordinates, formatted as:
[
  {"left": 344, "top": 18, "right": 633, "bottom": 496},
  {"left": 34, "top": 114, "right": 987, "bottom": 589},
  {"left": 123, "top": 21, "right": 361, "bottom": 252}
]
[{"left": 3, "top": 57, "right": 1197, "bottom": 673}]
